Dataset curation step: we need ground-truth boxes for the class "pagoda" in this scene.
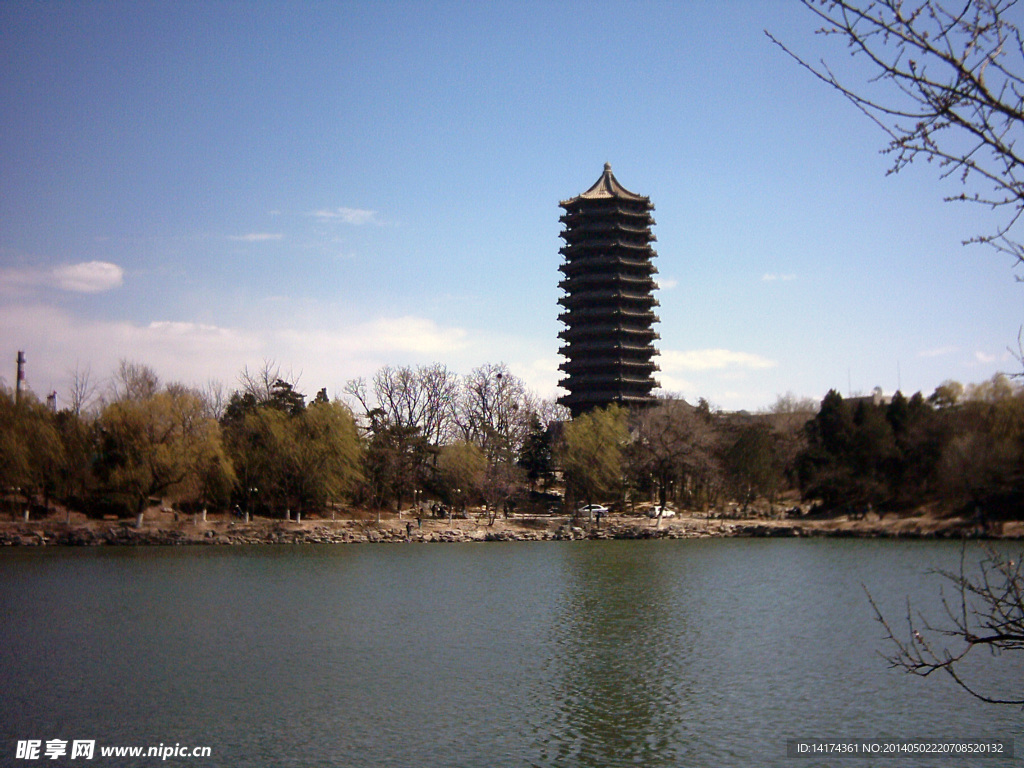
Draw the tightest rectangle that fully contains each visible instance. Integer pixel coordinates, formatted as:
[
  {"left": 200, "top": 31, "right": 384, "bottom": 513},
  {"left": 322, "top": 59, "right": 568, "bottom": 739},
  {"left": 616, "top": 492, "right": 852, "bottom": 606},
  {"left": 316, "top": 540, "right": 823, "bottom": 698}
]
[{"left": 557, "top": 163, "right": 660, "bottom": 417}]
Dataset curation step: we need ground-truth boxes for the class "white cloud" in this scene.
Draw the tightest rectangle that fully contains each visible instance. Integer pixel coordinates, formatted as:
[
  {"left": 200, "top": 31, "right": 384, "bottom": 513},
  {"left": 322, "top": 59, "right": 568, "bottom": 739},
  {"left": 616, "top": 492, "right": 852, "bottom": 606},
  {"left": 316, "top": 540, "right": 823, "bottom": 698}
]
[
  {"left": 229, "top": 233, "right": 283, "bottom": 242},
  {"left": 512, "top": 357, "right": 562, "bottom": 401},
  {"left": 658, "top": 348, "right": 777, "bottom": 372},
  {"left": 975, "top": 350, "right": 998, "bottom": 364},
  {"left": 656, "top": 277, "right": 678, "bottom": 290},
  {"left": 53, "top": 261, "right": 124, "bottom": 292},
  {"left": 0, "top": 261, "right": 124, "bottom": 294},
  {"left": 310, "top": 207, "right": 381, "bottom": 225},
  {"left": 653, "top": 372, "right": 696, "bottom": 395},
  {"left": 0, "top": 304, "right": 262, "bottom": 394},
  {"left": 0, "top": 298, "right": 484, "bottom": 399},
  {"left": 277, "top": 316, "right": 468, "bottom": 359},
  {"left": 762, "top": 273, "right": 797, "bottom": 282}
]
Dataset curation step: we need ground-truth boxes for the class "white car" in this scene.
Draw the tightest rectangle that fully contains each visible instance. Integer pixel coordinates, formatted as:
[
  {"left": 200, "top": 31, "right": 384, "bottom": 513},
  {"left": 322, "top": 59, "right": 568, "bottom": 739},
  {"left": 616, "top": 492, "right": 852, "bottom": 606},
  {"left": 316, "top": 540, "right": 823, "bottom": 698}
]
[
  {"left": 647, "top": 505, "right": 676, "bottom": 518},
  {"left": 578, "top": 504, "right": 609, "bottom": 516}
]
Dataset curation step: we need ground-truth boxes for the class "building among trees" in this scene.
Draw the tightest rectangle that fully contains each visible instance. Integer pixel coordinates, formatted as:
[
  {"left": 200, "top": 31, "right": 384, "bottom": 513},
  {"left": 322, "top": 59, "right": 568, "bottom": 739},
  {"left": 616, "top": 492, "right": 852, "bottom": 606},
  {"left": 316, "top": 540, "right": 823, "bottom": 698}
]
[{"left": 557, "top": 163, "right": 660, "bottom": 417}]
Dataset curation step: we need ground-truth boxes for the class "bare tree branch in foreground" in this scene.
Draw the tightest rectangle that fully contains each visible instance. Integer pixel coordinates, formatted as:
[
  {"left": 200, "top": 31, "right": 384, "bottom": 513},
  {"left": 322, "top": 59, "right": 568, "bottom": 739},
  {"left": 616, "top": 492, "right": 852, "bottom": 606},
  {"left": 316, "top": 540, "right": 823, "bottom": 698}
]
[
  {"left": 866, "top": 545, "right": 1024, "bottom": 705},
  {"left": 767, "top": 0, "right": 1024, "bottom": 262}
]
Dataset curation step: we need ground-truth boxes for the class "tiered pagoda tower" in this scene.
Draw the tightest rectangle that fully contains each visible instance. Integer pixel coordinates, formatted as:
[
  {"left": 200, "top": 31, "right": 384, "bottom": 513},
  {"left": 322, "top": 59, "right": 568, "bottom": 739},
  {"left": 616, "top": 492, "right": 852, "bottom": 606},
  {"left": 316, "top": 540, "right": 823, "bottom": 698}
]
[{"left": 557, "top": 163, "right": 660, "bottom": 417}]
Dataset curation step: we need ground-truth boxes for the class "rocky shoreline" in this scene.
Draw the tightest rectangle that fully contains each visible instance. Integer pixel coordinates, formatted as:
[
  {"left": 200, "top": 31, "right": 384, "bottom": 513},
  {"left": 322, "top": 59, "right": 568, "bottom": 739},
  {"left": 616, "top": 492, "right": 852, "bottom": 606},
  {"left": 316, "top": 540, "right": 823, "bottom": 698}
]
[{"left": 2, "top": 512, "right": 1021, "bottom": 547}]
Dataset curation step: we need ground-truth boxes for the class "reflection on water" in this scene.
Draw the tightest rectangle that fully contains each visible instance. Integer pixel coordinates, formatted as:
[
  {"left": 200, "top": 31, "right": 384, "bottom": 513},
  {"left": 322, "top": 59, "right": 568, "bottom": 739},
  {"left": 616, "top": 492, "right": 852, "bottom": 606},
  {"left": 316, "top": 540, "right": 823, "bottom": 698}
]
[
  {"left": 1, "top": 540, "right": 1022, "bottom": 767},
  {"left": 542, "top": 543, "right": 692, "bottom": 767}
]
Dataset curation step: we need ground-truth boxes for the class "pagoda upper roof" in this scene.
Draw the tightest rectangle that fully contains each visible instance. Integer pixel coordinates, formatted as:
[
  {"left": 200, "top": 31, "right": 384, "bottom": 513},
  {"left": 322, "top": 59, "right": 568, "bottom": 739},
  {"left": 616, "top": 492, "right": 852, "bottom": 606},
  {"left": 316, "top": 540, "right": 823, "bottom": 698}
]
[{"left": 560, "top": 164, "right": 650, "bottom": 206}]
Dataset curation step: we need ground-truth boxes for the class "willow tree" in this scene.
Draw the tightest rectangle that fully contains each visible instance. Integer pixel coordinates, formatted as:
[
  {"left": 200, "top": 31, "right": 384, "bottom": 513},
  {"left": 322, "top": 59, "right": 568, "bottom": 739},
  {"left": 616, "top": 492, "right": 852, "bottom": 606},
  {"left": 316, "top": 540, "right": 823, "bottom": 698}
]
[
  {"left": 0, "top": 388, "right": 65, "bottom": 518},
  {"left": 223, "top": 390, "right": 362, "bottom": 517},
  {"left": 558, "top": 405, "right": 628, "bottom": 514},
  {"left": 95, "top": 387, "right": 233, "bottom": 522}
]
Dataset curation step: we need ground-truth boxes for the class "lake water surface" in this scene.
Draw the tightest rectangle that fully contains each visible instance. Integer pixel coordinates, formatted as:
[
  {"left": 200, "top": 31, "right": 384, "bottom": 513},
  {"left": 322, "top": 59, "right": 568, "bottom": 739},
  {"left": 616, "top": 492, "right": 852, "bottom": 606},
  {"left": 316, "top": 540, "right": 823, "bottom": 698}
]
[{"left": 1, "top": 539, "right": 1022, "bottom": 767}]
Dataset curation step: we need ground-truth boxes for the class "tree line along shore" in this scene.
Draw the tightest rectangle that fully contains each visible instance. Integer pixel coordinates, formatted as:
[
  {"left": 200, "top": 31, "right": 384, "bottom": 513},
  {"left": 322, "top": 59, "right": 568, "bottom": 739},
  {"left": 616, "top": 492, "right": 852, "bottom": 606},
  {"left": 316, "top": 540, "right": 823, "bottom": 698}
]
[{"left": 3, "top": 360, "right": 1024, "bottom": 545}]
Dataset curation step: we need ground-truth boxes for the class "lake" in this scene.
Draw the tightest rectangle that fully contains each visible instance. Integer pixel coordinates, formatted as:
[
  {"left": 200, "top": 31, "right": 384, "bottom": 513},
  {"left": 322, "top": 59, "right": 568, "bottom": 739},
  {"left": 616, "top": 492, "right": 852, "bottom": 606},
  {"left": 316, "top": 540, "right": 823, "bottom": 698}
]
[{"left": 1, "top": 539, "right": 1021, "bottom": 767}]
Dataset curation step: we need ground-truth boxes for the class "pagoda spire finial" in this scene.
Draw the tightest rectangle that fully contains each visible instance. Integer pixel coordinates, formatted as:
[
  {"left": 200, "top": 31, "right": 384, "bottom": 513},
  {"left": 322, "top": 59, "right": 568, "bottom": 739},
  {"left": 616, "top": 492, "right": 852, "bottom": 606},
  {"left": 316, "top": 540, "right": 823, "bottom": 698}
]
[{"left": 604, "top": 162, "right": 612, "bottom": 172}]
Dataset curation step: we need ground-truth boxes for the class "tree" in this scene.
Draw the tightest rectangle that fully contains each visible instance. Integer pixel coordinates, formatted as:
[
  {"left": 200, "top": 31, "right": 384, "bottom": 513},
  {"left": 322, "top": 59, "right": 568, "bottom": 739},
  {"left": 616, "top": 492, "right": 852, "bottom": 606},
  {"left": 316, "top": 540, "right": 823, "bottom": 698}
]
[
  {"left": 628, "top": 399, "right": 698, "bottom": 510},
  {"left": 769, "top": 0, "right": 1024, "bottom": 261},
  {"left": 0, "top": 388, "right": 65, "bottom": 517},
  {"left": 288, "top": 399, "right": 363, "bottom": 514},
  {"left": 724, "top": 422, "right": 784, "bottom": 510},
  {"left": 799, "top": 390, "right": 862, "bottom": 508},
  {"left": 762, "top": 392, "right": 818, "bottom": 490},
  {"left": 929, "top": 379, "right": 965, "bottom": 407},
  {"left": 518, "top": 415, "right": 555, "bottom": 491},
  {"left": 359, "top": 422, "right": 428, "bottom": 514},
  {"left": 109, "top": 360, "right": 160, "bottom": 403},
  {"left": 436, "top": 441, "right": 487, "bottom": 514},
  {"left": 66, "top": 362, "right": 99, "bottom": 417},
  {"left": 222, "top": 376, "right": 361, "bottom": 517},
  {"left": 456, "top": 363, "right": 534, "bottom": 460},
  {"left": 223, "top": 407, "right": 291, "bottom": 516},
  {"left": 95, "top": 387, "right": 233, "bottom": 520},
  {"left": 629, "top": 398, "right": 725, "bottom": 513},
  {"left": 868, "top": 545, "right": 1024, "bottom": 705},
  {"left": 936, "top": 378, "right": 1024, "bottom": 505},
  {"left": 345, "top": 364, "right": 461, "bottom": 512},
  {"left": 558, "top": 406, "right": 628, "bottom": 515},
  {"left": 345, "top": 363, "right": 459, "bottom": 448}
]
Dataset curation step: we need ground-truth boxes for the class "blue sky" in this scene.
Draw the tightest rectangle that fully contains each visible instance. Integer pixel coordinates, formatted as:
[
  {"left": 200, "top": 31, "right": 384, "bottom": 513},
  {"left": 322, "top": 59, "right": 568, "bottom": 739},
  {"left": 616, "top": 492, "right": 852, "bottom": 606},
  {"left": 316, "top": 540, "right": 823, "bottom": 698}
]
[{"left": 2, "top": 1, "right": 1021, "bottom": 411}]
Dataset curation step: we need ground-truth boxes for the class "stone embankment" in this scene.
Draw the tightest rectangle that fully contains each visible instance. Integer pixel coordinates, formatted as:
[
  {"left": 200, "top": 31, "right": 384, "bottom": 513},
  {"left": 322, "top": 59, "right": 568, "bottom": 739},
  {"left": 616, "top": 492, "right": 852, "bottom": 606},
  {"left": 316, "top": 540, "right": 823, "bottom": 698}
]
[{"left": 1, "top": 512, "right": 1020, "bottom": 547}]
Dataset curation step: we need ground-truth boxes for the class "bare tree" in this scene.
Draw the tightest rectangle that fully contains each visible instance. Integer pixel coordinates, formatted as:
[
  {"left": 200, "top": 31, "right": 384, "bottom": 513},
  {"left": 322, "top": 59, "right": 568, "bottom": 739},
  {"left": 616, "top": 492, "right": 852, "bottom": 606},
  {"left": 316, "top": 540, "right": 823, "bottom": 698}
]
[
  {"left": 238, "top": 360, "right": 299, "bottom": 404},
  {"left": 344, "top": 363, "right": 459, "bottom": 445},
  {"left": 417, "top": 363, "right": 461, "bottom": 447},
  {"left": 867, "top": 545, "right": 1024, "bottom": 705},
  {"left": 768, "top": 0, "right": 1024, "bottom": 261},
  {"left": 456, "top": 363, "right": 534, "bottom": 459},
  {"left": 109, "top": 360, "right": 160, "bottom": 402},
  {"left": 199, "top": 379, "right": 228, "bottom": 421},
  {"left": 67, "top": 362, "right": 99, "bottom": 416},
  {"left": 628, "top": 398, "right": 724, "bottom": 514},
  {"left": 536, "top": 396, "right": 572, "bottom": 427}
]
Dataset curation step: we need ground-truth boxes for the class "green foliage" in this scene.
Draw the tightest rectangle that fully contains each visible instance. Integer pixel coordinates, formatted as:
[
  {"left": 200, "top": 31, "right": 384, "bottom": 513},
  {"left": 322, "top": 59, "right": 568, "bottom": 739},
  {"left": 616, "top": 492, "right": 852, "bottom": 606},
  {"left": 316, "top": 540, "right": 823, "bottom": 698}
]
[
  {"left": 222, "top": 393, "right": 362, "bottom": 516},
  {"left": 559, "top": 405, "right": 628, "bottom": 507},
  {"left": 358, "top": 423, "right": 430, "bottom": 512},
  {"left": 436, "top": 441, "right": 487, "bottom": 508},
  {"left": 796, "top": 378, "right": 1024, "bottom": 514},
  {"left": 724, "top": 422, "right": 782, "bottom": 508},
  {"left": 517, "top": 415, "right": 554, "bottom": 490},
  {"left": 289, "top": 399, "right": 363, "bottom": 511},
  {"left": 0, "top": 388, "right": 65, "bottom": 511},
  {"left": 95, "top": 388, "right": 233, "bottom": 515}
]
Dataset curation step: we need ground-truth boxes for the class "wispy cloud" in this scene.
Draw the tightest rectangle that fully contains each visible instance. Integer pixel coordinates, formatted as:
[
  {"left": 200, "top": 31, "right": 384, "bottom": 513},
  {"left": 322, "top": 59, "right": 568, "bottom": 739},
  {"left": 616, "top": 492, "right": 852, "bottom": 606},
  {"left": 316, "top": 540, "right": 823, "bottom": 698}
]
[
  {"left": 762, "top": 273, "right": 797, "bottom": 282},
  {"left": 310, "top": 207, "right": 381, "bottom": 225},
  {"left": 919, "top": 345, "right": 958, "bottom": 358},
  {"left": 656, "top": 277, "right": 678, "bottom": 290},
  {"left": 1, "top": 261, "right": 124, "bottom": 294},
  {"left": 658, "top": 348, "right": 777, "bottom": 371},
  {"left": 229, "top": 233, "right": 283, "bottom": 242}
]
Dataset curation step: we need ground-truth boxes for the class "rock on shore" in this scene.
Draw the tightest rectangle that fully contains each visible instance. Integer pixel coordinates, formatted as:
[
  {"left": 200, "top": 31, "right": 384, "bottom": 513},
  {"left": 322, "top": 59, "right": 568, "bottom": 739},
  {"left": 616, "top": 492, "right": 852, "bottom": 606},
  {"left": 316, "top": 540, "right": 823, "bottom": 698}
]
[{"left": 1, "top": 512, "right": 1020, "bottom": 547}]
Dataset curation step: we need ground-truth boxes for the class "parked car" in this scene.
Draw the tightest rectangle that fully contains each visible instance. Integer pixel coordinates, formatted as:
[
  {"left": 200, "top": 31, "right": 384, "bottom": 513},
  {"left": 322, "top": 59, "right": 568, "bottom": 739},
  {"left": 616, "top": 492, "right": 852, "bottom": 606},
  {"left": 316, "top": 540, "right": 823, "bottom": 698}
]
[
  {"left": 578, "top": 504, "right": 609, "bottom": 516},
  {"left": 647, "top": 505, "right": 676, "bottom": 518}
]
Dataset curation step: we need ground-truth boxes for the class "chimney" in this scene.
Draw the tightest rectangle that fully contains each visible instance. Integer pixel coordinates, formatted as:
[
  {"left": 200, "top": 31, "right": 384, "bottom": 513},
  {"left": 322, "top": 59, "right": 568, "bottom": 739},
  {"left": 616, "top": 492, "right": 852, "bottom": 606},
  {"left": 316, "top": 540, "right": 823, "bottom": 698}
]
[{"left": 15, "top": 351, "right": 25, "bottom": 405}]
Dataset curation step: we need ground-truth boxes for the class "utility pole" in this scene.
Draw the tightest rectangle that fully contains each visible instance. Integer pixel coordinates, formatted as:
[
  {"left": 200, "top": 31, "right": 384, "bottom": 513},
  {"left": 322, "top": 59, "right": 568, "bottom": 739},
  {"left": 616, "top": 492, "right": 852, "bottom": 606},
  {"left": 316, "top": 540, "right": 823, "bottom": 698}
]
[{"left": 15, "top": 350, "right": 25, "bottom": 405}]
